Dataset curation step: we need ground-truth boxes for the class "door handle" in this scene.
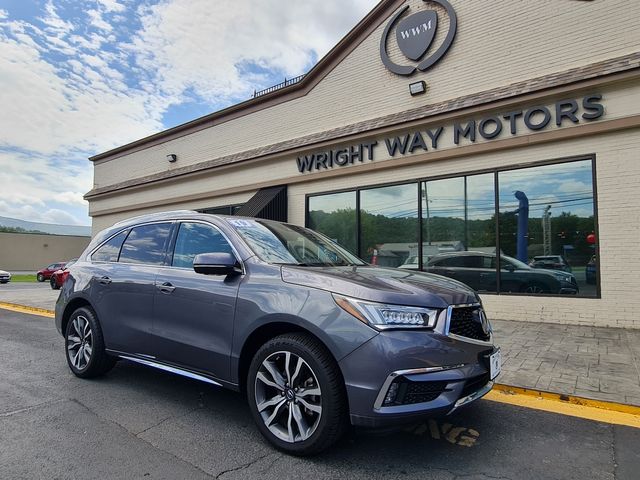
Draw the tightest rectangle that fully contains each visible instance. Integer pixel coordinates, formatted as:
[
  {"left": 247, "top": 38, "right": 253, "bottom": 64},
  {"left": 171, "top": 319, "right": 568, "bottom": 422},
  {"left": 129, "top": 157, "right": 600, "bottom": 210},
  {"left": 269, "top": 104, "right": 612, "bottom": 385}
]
[
  {"left": 98, "top": 276, "right": 112, "bottom": 285},
  {"left": 155, "top": 281, "right": 176, "bottom": 293}
]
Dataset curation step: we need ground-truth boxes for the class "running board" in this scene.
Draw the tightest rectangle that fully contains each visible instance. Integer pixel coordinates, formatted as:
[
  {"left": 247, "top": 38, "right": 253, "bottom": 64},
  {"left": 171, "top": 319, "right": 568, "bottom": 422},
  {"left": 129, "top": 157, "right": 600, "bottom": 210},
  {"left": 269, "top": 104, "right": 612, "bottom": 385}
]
[{"left": 119, "top": 355, "right": 222, "bottom": 387}]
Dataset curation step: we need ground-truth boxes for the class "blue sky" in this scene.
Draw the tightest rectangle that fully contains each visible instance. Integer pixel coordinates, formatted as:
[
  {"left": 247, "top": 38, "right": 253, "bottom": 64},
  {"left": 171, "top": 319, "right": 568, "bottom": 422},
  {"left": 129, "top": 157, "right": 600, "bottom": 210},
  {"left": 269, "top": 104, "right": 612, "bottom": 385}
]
[{"left": 0, "top": 0, "right": 376, "bottom": 226}]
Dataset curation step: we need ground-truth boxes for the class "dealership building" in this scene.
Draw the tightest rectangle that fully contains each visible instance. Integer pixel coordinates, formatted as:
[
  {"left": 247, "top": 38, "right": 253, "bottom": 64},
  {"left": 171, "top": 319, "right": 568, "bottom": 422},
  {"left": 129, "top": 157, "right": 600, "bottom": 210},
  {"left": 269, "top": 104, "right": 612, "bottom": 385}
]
[{"left": 85, "top": 0, "right": 640, "bottom": 329}]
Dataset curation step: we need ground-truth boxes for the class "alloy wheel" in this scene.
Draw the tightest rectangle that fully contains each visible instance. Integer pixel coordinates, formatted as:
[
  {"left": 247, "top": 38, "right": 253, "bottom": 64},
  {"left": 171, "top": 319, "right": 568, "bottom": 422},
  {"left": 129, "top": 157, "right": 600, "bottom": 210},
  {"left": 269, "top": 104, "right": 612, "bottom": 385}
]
[
  {"left": 67, "top": 315, "right": 93, "bottom": 370},
  {"left": 254, "top": 351, "right": 322, "bottom": 443},
  {"left": 525, "top": 284, "right": 545, "bottom": 294}
]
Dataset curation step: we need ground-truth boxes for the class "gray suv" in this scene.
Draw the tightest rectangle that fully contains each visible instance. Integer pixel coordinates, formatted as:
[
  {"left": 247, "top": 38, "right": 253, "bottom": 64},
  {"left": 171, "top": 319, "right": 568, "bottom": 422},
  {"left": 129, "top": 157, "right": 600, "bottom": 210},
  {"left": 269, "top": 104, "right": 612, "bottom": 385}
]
[{"left": 55, "top": 211, "right": 500, "bottom": 455}]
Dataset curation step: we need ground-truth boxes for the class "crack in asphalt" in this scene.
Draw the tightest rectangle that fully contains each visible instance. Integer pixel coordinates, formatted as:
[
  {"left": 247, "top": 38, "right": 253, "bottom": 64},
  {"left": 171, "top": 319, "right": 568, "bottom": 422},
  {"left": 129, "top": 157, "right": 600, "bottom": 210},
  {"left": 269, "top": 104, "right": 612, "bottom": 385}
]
[
  {"left": 214, "top": 452, "right": 276, "bottom": 480},
  {"left": 0, "top": 398, "right": 66, "bottom": 417},
  {"left": 70, "top": 398, "right": 216, "bottom": 479}
]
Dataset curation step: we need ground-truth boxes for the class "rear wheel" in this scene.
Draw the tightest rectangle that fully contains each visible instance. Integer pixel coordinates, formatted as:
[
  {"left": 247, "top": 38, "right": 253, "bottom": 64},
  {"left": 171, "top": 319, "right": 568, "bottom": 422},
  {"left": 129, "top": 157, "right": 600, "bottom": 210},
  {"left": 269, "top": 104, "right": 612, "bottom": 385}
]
[
  {"left": 247, "top": 333, "right": 347, "bottom": 456},
  {"left": 65, "top": 306, "right": 116, "bottom": 378},
  {"left": 50, "top": 277, "right": 59, "bottom": 290}
]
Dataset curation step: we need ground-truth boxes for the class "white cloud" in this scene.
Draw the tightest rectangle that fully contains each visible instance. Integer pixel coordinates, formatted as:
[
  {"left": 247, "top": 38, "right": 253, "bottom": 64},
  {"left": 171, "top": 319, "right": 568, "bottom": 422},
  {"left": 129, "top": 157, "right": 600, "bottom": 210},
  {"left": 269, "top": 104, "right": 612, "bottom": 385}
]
[
  {"left": 131, "top": 0, "right": 377, "bottom": 102},
  {"left": 0, "top": 0, "right": 377, "bottom": 226}
]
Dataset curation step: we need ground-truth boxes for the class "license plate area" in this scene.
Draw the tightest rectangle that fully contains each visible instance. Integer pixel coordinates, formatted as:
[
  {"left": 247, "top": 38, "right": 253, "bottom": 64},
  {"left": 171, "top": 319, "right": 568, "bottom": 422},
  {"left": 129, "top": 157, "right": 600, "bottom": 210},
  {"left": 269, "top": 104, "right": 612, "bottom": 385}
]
[{"left": 489, "top": 349, "right": 501, "bottom": 380}]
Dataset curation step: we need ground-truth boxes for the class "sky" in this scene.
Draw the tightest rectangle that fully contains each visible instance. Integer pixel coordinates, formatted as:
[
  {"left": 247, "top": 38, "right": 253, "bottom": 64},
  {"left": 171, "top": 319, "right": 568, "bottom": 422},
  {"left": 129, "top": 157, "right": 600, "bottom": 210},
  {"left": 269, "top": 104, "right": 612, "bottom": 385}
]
[{"left": 0, "top": 0, "right": 377, "bottom": 226}]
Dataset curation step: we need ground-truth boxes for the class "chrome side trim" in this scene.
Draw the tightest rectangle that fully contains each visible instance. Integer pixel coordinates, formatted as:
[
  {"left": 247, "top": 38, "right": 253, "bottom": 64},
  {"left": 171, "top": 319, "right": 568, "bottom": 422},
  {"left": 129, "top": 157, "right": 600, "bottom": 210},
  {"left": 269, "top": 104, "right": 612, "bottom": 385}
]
[
  {"left": 373, "top": 364, "right": 466, "bottom": 410},
  {"left": 119, "top": 355, "right": 222, "bottom": 386},
  {"left": 448, "top": 380, "right": 494, "bottom": 414}
]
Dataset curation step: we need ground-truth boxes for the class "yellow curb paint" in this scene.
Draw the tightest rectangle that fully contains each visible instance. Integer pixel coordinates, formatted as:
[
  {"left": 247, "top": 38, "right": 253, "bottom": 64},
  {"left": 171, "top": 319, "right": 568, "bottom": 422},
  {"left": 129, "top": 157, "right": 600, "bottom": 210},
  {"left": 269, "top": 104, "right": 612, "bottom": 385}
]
[
  {"left": 493, "top": 383, "right": 640, "bottom": 416},
  {"left": 485, "top": 386, "right": 640, "bottom": 429},
  {"left": 0, "top": 302, "right": 54, "bottom": 318}
]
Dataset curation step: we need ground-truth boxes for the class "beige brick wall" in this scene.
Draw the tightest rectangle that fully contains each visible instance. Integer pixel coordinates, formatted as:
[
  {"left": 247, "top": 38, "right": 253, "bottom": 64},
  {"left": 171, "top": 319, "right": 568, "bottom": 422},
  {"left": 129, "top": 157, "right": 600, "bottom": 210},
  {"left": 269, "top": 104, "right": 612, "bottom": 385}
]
[{"left": 92, "top": 0, "right": 640, "bottom": 189}]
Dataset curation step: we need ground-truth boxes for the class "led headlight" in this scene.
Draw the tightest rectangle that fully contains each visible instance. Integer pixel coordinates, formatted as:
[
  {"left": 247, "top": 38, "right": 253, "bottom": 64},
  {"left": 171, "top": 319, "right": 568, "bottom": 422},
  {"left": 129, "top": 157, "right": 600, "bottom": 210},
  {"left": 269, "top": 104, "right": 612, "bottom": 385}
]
[{"left": 333, "top": 294, "right": 439, "bottom": 330}]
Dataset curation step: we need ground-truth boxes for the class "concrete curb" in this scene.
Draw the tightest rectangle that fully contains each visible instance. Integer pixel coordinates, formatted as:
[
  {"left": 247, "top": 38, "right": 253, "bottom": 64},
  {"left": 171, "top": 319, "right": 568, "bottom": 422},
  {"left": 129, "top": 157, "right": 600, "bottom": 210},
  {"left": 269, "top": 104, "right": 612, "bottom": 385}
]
[{"left": 492, "top": 383, "right": 640, "bottom": 416}]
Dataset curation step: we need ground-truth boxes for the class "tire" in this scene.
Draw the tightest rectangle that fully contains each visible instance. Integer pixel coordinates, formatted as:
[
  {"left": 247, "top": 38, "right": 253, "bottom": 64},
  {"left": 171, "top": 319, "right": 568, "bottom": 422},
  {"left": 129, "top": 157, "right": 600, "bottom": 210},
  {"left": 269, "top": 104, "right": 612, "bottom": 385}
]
[
  {"left": 64, "top": 306, "right": 116, "bottom": 378},
  {"left": 247, "top": 333, "right": 347, "bottom": 456},
  {"left": 50, "top": 277, "right": 59, "bottom": 290},
  {"left": 37, "top": 273, "right": 44, "bottom": 282}
]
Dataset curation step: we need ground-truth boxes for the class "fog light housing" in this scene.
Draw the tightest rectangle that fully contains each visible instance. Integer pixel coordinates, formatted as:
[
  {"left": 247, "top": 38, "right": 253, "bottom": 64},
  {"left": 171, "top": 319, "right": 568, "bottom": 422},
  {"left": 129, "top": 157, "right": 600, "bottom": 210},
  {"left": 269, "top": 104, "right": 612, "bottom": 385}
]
[{"left": 383, "top": 382, "right": 399, "bottom": 406}]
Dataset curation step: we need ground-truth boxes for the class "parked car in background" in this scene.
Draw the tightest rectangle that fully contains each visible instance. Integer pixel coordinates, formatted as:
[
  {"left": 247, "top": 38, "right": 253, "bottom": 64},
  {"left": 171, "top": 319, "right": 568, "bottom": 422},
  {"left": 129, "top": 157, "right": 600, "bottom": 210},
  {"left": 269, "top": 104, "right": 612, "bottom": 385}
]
[
  {"left": 425, "top": 251, "right": 578, "bottom": 294},
  {"left": 55, "top": 211, "right": 500, "bottom": 455},
  {"left": 37, "top": 262, "right": 66, "bottom": 282},
  {"left": 0, "top": 269, "right": 11, "bottom": 284},
  {"left": 586, "top": 255, "right": 597, "bottom": 285},
  {"left": 50, "top": 259, "right": 77, "bottom": 290},
  {"left": 529, "top": 255, "right": 572, "bottom": 272}
]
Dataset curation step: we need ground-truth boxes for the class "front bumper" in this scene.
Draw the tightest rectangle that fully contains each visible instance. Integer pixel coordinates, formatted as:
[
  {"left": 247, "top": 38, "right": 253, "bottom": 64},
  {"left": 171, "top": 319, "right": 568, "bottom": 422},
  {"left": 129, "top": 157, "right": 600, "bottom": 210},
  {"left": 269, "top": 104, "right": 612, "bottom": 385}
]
[{"left": 339, "top": 328, "right": 497, "bottom": 427}]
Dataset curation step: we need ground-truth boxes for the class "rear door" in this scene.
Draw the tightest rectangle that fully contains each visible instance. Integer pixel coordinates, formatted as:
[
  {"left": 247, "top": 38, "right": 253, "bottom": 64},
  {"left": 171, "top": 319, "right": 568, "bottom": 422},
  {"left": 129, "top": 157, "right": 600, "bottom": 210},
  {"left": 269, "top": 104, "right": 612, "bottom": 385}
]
[
  {"left": 92, "top": 222, "right": 172, "bottom": 355},
  {"left": 152, "top": 221, "right": 242, "bottom": 381}
]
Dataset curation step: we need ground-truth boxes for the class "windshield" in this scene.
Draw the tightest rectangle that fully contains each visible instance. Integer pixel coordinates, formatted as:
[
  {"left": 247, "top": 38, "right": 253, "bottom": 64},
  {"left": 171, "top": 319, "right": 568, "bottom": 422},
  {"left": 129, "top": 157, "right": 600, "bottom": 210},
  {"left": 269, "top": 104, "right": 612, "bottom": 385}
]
[{"left": 226, "top": 218, "right": 365, "bottom": 267}]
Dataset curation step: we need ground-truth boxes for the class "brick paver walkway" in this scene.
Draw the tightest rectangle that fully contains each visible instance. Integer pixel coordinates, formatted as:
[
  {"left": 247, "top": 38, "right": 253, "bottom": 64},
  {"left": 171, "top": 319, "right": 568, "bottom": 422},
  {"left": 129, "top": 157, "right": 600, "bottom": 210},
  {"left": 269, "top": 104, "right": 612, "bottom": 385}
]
[{"left": 493, "top": 320, "right": 640, "bottom": 406}]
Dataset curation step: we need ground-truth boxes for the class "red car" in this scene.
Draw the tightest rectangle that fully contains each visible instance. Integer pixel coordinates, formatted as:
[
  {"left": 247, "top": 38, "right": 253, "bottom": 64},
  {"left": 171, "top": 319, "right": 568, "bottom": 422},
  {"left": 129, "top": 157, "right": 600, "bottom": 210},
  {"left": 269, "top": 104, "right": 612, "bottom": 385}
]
[
  {"left": 37, "top": 262, "right": 66, "bottom": 282},
  {"left": 49, "top": 260, "right": 76, "bottom": 290}
]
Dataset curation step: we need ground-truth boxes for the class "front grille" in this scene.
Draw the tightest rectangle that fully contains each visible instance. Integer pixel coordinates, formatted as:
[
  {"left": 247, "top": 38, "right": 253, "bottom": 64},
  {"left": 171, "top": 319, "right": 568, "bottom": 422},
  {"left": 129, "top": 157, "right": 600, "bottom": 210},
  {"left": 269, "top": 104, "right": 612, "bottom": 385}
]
[
  {"left": 449, "top": 306, "right": 491, "bottom": 342},
  {"left": 384, "top": 379, "right": 448, "bottom": 406}
]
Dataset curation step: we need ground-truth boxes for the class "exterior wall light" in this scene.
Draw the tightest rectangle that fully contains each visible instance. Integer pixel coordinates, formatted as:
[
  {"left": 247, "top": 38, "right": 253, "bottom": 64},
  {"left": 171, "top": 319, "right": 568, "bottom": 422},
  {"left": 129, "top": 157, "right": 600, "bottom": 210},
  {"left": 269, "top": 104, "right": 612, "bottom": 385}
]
[
  {"left": 409, "top": 81, "right": 427, "bottom": 96},
  {"left": 167, "top": 154, "right": 177, "bottom": 163}
]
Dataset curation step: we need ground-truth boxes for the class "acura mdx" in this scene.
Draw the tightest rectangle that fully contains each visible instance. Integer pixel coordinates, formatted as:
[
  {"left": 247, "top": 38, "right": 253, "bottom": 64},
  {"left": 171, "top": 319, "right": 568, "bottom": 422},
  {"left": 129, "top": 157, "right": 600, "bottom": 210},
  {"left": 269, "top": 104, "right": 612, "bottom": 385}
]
[{"left": 55, "top": 211, "right": 500, "bottom": 455}]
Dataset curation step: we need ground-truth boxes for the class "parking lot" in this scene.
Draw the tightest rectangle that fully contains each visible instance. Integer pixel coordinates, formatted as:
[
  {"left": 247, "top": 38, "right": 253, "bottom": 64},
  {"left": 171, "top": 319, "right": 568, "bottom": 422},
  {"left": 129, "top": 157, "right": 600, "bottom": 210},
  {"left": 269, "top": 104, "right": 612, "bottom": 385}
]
[{"left": 1, "top": 308, "right": 639, "bottom": 479}]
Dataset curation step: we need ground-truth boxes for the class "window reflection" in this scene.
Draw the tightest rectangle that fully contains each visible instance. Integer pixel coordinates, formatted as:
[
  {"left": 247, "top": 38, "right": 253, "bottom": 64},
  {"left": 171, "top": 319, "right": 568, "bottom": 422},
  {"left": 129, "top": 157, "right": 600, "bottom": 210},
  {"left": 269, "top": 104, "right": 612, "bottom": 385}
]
[
  {"left": 360, "top": 184, "right": 418, "bottom": 267},
  {"left": 498, "top": 160, "right": 596, "bottom": 296},
  {"left": 308, "top": 191, "right": 357, "bottom": 254},
  {"left": 304, "top": 158, "right": 598, "bottom": 297}
]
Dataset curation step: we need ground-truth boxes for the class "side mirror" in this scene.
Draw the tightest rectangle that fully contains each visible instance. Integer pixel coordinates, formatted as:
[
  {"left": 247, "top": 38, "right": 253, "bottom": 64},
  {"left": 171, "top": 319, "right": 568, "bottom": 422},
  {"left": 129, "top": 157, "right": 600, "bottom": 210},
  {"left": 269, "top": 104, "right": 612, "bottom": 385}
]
[{"left": 193, "top": 252, "right": 241, "bottom": 276}]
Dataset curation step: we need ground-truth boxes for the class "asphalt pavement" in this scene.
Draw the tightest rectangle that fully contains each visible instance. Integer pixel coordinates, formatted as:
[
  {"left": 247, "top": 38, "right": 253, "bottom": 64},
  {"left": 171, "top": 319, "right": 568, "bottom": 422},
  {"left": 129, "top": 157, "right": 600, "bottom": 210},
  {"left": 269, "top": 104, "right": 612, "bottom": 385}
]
[
  {"left": 0, "top": 281, "right": 59, "bottom": 310},
  {"left": 1, "top": 309, "right": 638, "bottom": 479}
]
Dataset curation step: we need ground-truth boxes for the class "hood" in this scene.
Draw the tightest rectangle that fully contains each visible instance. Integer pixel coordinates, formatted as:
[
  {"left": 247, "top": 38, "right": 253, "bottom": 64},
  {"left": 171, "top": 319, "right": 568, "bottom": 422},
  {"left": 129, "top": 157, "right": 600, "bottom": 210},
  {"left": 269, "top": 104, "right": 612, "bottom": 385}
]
[
  {"left": 0, "top": 269, "right": 9, "bottom": 275},
  {"left": 281, "top": 265, "right": 478, "bottom": 308}
]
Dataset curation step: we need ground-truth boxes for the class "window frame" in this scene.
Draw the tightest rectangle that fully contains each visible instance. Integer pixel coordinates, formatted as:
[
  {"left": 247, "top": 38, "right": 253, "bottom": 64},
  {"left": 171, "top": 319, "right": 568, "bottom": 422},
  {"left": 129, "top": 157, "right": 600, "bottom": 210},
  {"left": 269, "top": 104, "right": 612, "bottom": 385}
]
[
  {"left": 89, "top": 228, "right": 130, "bottom": 264},
  {"left": 165, "top": 220, "right": 245, "bottom": 273},
  {"left": 305, "top": 154, "right": 601, "bottom": 299}
]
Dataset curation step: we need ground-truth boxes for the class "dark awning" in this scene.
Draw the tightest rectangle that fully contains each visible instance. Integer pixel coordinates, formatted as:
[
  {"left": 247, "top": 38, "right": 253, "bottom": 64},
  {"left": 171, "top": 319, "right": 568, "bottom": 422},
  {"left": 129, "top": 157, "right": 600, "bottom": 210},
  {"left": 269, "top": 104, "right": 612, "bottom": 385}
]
[{"left": 235, "top": 185, "right": 287, "bottom": 222}]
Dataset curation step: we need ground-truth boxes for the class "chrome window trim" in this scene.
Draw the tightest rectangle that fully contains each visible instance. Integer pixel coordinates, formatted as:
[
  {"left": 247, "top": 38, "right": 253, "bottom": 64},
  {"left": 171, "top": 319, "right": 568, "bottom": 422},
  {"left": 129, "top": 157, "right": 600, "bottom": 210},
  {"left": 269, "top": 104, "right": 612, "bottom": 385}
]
[{"left": 373, "top": 363, "right": 466, "bottom": 410}]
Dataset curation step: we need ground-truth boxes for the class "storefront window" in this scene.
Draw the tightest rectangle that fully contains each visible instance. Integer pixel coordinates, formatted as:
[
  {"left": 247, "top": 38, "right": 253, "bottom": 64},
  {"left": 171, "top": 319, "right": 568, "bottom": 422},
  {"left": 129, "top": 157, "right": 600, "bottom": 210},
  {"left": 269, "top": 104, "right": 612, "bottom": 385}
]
[
  {"left": 360, "top": 184, "right": 418, "bottom": 267},
  {"left": 498, "top": 160, "right": 597, "bottom": 297},
  {"left": 308, "top": 191, "right": 357, "bottom": 254},
  {"left": 305, "top": 156, "right": 598, "bottom": 297}
]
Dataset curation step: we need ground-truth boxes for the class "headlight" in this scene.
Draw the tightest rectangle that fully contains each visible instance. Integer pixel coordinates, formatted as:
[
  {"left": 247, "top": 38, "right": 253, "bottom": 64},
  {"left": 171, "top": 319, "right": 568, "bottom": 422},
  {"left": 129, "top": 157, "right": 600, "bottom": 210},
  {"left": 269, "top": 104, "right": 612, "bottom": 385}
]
[
  {"left": 553, "top": 273, "right": 572, "bottom": 282},
  {"left": 333, "top": 294, "right": 439, "bottom": 330}
]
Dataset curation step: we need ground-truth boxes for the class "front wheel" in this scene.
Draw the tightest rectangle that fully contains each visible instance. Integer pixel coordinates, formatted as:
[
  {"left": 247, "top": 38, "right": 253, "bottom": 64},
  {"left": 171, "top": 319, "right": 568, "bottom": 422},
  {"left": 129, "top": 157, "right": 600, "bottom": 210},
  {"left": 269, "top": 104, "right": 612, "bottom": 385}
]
[
  {"left": 65, "top": 306, "right": 116, "bottom": 378},
  {"left": 37, "top": 273, "right": 44, "bottom": 282},
  {"left": 247, "top": 333, "right": 347, "bottom": 456}
]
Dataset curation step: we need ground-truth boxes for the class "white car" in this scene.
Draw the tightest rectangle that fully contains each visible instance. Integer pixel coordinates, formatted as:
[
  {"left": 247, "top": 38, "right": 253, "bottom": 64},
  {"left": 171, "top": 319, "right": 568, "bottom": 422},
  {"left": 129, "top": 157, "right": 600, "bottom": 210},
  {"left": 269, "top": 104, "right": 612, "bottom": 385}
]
[{"left": 0, "top": 269, "right": 11, "bottom": 284}]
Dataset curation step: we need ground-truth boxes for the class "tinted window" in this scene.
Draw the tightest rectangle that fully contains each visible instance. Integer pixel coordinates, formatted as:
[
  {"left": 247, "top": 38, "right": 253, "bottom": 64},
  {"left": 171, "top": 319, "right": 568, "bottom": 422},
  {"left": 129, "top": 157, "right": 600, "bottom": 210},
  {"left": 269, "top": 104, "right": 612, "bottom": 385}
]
[
  {"left": 91, "top": 230, "right": 128, "bottom": 263},
  {"left": 172, "top": 222, "right": 234, "bottom": 268},
  {"left": 119, "top": 223, "right": 171, "bottom": 265}
]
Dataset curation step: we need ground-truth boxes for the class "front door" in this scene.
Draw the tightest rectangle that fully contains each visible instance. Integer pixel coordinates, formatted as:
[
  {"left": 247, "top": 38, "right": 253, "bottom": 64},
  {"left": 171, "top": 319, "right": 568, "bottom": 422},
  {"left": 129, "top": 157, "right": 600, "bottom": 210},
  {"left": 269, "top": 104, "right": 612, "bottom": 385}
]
[{"left": 152, "top": 221, "right": 241, "bottom": 382}]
